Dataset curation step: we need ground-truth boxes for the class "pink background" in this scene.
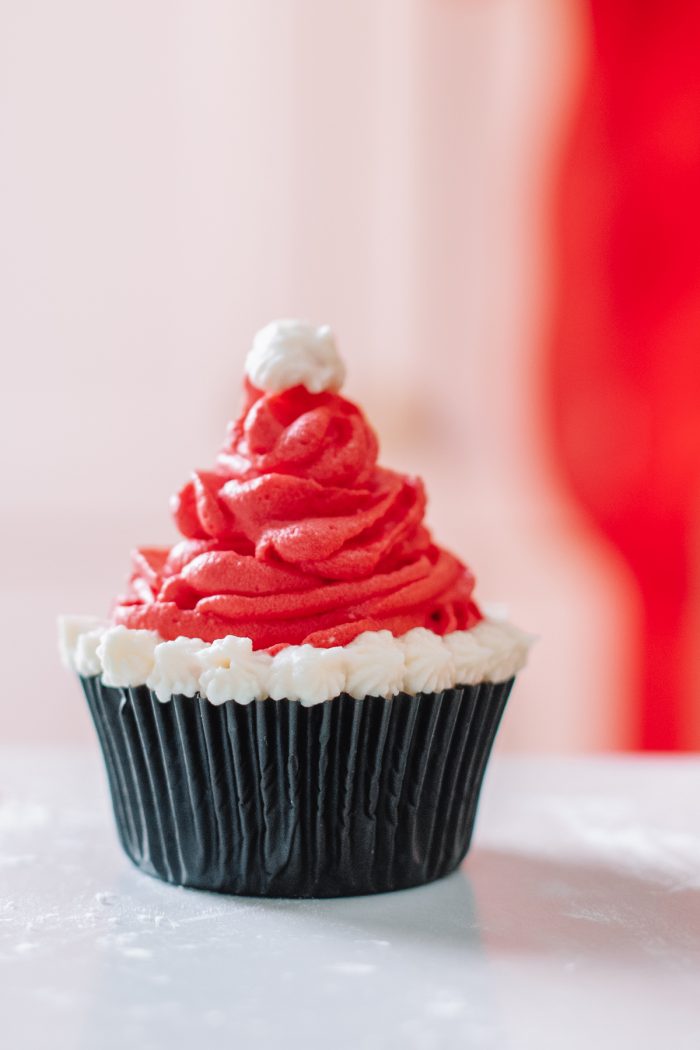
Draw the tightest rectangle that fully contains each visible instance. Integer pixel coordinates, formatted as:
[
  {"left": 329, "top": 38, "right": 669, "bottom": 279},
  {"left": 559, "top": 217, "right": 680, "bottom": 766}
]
[{"left": 1, "top": 1, "right": 636, "bottom": 748}]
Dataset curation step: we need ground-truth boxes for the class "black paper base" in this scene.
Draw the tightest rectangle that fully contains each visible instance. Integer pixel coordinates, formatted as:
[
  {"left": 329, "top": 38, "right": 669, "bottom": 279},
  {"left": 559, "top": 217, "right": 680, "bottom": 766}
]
[{"left": 80, "top": 678, "right": 513, "bottom": 898}]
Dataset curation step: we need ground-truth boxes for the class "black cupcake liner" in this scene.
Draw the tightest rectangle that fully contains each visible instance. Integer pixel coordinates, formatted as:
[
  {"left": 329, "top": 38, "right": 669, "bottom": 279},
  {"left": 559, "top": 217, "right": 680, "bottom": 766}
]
[{"left": 80, "top": 677, "right": 513, "bottom": 898}]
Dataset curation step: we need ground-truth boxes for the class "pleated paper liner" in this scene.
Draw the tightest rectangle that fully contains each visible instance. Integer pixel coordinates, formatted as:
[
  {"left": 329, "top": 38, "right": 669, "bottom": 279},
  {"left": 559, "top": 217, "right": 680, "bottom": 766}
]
[{"left": 80, "top": 677, "right": 514, "bottom": 898}]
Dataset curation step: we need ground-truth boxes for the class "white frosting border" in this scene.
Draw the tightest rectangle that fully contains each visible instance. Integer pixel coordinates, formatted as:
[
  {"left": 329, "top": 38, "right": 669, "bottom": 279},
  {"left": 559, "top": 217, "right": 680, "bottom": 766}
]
[{"left": 59, "top": 617, "right": 532, "bottom": 706}]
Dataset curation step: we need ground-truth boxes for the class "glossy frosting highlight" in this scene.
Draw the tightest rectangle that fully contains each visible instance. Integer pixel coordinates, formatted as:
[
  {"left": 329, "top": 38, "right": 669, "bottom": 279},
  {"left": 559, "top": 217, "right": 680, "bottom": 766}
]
[{"left": 113, "top": 327, "right": 481, "bottom": 648}]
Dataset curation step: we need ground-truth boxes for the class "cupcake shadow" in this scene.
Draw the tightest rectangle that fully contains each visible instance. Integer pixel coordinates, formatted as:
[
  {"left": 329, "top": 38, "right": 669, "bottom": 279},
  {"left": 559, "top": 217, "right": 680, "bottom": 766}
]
[
  {"left": 254, "top": 865, "right": 482, "bottom": 953},
  {"left": 465, "top": 847, "right": 700, "bottom": 965},
  {"left": 77, "top": 866, "right": 495, "bottom": 1050},
  {"left": 78, "top": 849, "right": 700, "bottom": 1050},
  {"left": 254, "top": 845, "right": 700, "bottom": 966}
]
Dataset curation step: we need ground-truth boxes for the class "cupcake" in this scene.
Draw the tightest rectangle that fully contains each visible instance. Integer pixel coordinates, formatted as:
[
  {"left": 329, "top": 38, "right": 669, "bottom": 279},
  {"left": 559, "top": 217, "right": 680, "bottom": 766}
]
[{"left": 60, "top": 320, "right": 530, "bottom": 897}]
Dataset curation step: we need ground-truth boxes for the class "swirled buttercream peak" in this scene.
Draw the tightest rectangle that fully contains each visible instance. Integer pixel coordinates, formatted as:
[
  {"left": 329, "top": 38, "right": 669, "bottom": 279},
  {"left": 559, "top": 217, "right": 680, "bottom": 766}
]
[{"left": 112, "top": 323, "right": 482, "bottom": 648}]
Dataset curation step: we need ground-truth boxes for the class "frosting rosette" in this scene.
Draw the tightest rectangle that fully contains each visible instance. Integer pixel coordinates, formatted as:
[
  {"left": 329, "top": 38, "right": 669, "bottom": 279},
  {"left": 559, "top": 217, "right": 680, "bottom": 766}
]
[{"left": 113, "top": 321, "right": 482, "bottom": 648}]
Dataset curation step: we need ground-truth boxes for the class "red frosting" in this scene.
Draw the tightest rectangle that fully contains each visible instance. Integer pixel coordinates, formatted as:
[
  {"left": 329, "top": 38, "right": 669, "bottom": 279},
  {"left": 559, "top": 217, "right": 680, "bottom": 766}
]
[{"left": 114, "top": 380, "right": 482, "bottom": 647}]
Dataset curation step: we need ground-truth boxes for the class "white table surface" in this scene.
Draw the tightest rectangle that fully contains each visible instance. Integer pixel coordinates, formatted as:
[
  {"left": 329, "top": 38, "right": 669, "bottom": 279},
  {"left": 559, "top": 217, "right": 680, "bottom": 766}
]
[{"left": 1, "top": 750, "right": 699, "bottom": 1050}]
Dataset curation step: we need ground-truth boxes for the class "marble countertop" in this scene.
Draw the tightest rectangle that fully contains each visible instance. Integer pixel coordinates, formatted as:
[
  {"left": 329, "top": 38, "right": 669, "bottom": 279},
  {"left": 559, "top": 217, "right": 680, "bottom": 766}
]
[{"left": 1, "top": 750, "right": 699, "bottom": 1049}]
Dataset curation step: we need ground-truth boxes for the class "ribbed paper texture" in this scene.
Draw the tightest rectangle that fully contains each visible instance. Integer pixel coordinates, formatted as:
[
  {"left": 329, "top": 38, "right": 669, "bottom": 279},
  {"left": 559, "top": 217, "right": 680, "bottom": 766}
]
[{"left": 81, "top": 679, "right": 513, "bottom": 897}]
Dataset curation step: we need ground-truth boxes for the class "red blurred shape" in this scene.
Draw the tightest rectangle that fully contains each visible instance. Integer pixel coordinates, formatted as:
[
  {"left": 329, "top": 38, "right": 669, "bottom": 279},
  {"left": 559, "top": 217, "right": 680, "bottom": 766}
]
[{"left": 551, "top": 1, "right": 700, "bottom": 749}]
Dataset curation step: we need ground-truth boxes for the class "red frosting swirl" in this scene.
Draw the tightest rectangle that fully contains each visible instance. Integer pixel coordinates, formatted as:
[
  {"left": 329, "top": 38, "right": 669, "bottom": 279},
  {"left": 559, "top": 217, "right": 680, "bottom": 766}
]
[{"left": 114, "top": 380, "right": 482, "bottom": 647}]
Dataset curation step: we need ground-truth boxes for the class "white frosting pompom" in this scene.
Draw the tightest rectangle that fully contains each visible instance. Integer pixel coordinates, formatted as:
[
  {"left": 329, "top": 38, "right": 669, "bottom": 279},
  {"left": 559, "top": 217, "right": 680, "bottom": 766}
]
[
  {"left": 268, "top": 644, "right": 346, "bottom": 706},
  {"left": 400, "top": 628, "right": 456, "bottom": 695},
  {"left": 147, "top": 637, "right": 206, "bottom": 703},
  {"left": 97, "top": 626, "right": 159, "bottom": 687},
  {"left": 198, "top": 636, "right": 272, "bottom": 705},
  {"left": 245, "top": 319, "right": 346, "bottom": 394},
  {"left": 344, "top": 631, "right": 405, "bottom": 699}
]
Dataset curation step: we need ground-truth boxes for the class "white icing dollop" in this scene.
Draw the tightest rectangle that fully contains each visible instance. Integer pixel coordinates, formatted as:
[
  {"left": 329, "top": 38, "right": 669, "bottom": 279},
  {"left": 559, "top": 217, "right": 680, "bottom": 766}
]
[
  {"left": 147, "top": 637, "right": 205, "bottom": 703},
  {"left": 469, "top": 620, "right": 535, "bottom": 685},
  {"left": 401, "top": 628, "right": 456, "bottom": 694},
  {"left": 58, "top": 615, "right": 106, "bottom": 671},
  {"left": 97, "top": 626, "right": 159, "bottom": 688},
  {"left": 344, "top": 630, "right": 405, "bottom": 699},
  {"left": 198, "top": 636, "right": 272, "bottom": 705},
  {"left": 60, "top": 618, "right": 531, "bottom": 703},
  {"left": 74, "top": 628, "right": 107, "bottom": 678},
  {"left": 245, "top": 319, "right": 346, "bottom": 394},
  {"left": 443, "top": 629, "right": 491, "bottom": 686},
  {"left": 268, "top": 644, "right": 346, "bottom": 706}
]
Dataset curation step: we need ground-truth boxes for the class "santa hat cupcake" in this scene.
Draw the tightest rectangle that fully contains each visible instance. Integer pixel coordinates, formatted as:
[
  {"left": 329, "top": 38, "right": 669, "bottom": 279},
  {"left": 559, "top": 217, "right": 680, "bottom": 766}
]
[{"left": 60, "top": 320, "right": 530, "bottom": 897}]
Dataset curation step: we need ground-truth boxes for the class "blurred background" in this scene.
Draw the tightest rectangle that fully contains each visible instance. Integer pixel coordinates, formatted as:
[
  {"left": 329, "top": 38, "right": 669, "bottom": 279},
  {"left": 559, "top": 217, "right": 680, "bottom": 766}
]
[{"left": 1, "top": 1, "right": 698, "bottom": 750}]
